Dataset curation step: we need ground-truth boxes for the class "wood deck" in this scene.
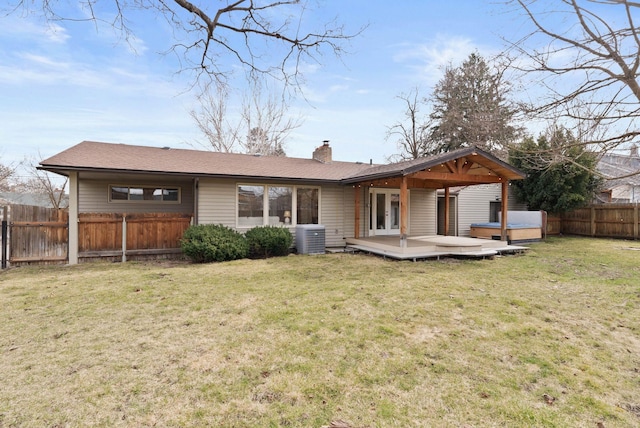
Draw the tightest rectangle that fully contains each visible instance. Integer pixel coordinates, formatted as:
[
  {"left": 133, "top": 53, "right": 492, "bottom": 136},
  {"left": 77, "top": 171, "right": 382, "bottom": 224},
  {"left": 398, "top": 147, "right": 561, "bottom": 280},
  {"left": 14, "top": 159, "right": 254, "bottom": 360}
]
[{"left": 344, "top": 235, "right": 528, "bottom": 261}]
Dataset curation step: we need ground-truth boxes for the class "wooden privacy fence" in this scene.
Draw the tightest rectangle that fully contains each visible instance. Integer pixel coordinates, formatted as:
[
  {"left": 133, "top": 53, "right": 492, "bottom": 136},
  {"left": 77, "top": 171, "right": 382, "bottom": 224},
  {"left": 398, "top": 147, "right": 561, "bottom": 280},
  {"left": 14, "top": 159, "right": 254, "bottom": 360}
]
[
  {"left": 79, "top": 212, "right": 192, "bottom": 262},
  {"left": 554, "top": 204, "right": 640, "bottom": 239},
  {"left": 6, "top": 204, "right": 69, "bottom": 266},
  {"left": 1, "top": 206, "right": 192, "bottom": 267},
  {"left": 546, "top": 216, "right": 562, "bottom": 236}
]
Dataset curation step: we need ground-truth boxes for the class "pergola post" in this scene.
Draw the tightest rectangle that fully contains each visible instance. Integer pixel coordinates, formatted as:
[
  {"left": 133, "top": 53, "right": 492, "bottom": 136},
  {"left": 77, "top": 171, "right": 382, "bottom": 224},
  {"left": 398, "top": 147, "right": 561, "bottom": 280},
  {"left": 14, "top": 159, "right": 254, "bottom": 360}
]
[
  {"left": 444, "top": 187, "right": 450, "bottom": 236},
  {"left": 400, "top": 176, "right": 408, "bottom": 247},
  {"left": 501, "top": 180, "right": 508, "bottom": 242}
]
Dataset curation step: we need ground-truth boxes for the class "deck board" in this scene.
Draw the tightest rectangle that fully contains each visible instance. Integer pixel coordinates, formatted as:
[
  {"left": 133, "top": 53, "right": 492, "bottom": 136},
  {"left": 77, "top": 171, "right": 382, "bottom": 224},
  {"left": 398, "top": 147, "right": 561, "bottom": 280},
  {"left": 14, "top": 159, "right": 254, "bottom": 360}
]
[{"left": 344, "top": 235, "right": 528, "bottom": 260}]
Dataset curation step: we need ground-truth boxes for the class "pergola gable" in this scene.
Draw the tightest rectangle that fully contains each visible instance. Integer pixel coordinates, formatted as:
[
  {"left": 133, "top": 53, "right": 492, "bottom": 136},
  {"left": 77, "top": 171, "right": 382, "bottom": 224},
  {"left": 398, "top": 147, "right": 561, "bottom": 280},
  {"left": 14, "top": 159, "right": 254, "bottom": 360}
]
[{"left": 344, "top": 148, "right": 524, "bottom": 189}]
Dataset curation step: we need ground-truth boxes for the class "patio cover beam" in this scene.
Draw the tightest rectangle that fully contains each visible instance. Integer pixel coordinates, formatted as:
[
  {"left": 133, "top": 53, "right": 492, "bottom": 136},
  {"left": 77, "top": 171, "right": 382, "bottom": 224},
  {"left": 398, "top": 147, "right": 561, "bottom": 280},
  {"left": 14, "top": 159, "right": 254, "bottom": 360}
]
[{"left": 408, "top": 171, "right": 503, "bottom": 184}]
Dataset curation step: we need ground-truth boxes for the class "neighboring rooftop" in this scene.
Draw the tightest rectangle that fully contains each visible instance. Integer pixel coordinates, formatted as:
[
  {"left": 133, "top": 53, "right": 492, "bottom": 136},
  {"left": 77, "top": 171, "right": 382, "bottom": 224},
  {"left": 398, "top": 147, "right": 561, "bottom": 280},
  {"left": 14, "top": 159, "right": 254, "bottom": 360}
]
[{"left": 598, "top": 148, "right": 640, "bottom": 186}]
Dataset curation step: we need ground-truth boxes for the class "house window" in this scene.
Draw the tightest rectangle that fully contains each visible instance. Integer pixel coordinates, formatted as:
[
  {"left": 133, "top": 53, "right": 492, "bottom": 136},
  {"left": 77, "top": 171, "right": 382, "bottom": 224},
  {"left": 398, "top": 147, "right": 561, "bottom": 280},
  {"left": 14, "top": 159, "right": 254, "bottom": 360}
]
[
  {"left": 109, "top": 185, "right": 180, "bottom": 203},
  {"left": 238, "top": 185, "right": 264, "bottom": 227},
  {"left": 269, "top": 186, "right": 293, "bottom": 226},
  {"left": 296, "top": 187, "right": 319, "bottom": 225},
  {"left": 490, "top": 201, "right": 501, "bottom": 222},
  {"left": 237, "top": 185, "right": 319, "bottom": 227}
]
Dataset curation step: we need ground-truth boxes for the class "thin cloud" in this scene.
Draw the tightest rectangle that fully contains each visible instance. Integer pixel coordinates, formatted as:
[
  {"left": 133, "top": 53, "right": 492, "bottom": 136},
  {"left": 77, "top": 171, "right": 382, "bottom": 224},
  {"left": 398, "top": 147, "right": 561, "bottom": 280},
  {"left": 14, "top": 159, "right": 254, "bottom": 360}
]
[
  {"left": 393, "top": 35, "right": 481, "bottom": 84},
  {"left": 0, "top": 51, "right": 175, "bottom": 96},
  {"left": 329, "top": 84, "right": 349, "bottom": 93},
  {"left": 44, "top": 23, "right": 70, "bottom": 43},
  {"left": 0, "top": 17, "right": 70, "bottom": 44},
  {"left": 124, "top": 34, "right": 148, "bottom": 55}
]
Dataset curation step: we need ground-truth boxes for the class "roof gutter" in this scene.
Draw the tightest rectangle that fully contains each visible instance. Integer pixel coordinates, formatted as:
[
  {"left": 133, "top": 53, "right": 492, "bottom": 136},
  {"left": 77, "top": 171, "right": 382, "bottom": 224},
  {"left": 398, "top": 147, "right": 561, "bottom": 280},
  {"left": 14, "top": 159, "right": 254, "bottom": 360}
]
[{"left": 37, "top": 165, "right": 346, "bottom": 185}]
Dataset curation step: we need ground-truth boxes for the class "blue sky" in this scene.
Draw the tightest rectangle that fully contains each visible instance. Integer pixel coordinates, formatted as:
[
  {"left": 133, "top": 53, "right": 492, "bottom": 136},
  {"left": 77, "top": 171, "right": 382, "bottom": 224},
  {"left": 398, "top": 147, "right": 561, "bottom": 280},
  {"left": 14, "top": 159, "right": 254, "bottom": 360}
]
[{"left": 1, "top": 1, "right": 529, "bottom": 174}]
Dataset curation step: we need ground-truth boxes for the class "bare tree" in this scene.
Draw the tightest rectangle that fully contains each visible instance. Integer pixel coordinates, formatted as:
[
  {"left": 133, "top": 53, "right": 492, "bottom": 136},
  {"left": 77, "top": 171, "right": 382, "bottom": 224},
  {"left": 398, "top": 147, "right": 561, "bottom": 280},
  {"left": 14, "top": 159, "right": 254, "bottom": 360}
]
[
  {"left": 0, "top": 162, "right": 15, "bottom": 191},
  {"left": 239, "top": 79, "right": 301, "bottom": 155},
  {"left": 11, "top": 0, "right": 362, "bottom": 87},
  {"left": 503, "top": 0, "right": 640, "bottom": 172},
  {"left": 2, "top": 158, "right": 68, "bottom": 208},
  {"left": 191, "top": 77, "right": 302, "bottom": 155},
  {"left": 385, "top": 88, "right": 436, "bottom": 161},
  {"left": 191, "top": 84, "right": 243, "bottom": 152},
  {"left": 16, "top": 158, "right": 69, "bottom": 209}
]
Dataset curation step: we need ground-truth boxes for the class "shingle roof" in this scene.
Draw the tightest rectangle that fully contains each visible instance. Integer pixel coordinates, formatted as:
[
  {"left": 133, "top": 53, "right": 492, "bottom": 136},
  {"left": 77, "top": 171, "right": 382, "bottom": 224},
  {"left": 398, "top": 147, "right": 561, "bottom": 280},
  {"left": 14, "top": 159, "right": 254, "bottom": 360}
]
[
  {"left": 39, "top": 141, "right": 374, "bottom": 183},
  {"left": 341, "top": 146, "right": 525, "bottom": 183},
  {"left": 39, "top": 141, "right": 525, "bottom": 185}
]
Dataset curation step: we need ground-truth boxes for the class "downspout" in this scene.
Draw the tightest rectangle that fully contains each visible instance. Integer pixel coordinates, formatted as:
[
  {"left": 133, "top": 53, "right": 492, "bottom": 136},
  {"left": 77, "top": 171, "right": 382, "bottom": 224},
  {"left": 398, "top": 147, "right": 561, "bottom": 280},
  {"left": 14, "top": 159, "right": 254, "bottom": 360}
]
[{"left": 193, "top": 178, "right": 199, "bottom": 225}]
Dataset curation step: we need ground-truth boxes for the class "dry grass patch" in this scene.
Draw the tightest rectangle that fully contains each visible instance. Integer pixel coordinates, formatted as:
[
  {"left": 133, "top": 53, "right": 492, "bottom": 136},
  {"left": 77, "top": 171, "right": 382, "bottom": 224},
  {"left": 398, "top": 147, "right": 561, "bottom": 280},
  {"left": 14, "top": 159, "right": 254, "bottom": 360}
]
[{"left": 1, "top": 237, "right": 639, "bottom": 427}]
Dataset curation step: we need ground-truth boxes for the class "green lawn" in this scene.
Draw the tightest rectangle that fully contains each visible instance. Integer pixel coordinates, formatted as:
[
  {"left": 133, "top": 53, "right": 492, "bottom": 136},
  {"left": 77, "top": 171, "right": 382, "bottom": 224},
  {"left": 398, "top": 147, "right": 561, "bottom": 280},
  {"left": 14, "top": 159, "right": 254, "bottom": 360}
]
[{"left": 1, "top": 237, "right": 639, "bottom": 427}]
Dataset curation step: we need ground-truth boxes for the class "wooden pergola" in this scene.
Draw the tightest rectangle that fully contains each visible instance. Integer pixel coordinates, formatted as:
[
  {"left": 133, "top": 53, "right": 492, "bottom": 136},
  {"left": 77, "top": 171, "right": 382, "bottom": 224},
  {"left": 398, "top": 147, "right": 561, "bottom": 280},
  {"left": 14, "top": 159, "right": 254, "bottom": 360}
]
[{"left": 342, "top": 147, "right": 526, "bottom": 242}]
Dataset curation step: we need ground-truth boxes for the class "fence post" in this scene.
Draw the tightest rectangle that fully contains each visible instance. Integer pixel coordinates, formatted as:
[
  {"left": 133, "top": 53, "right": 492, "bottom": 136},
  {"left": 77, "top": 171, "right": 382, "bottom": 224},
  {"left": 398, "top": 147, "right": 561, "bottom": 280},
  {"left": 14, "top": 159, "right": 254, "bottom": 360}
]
[
  {"left": 634, "top": 204, "right": 639, "bottom": 240},
  {"left": 1, "top": 206, "right": 7, "bottom": 269},
  {"left": 590, "top": 206, "right": 597, "bottom": 237},
  {"left": 122, "top": 214, "right": 127, "bottom": 263}
]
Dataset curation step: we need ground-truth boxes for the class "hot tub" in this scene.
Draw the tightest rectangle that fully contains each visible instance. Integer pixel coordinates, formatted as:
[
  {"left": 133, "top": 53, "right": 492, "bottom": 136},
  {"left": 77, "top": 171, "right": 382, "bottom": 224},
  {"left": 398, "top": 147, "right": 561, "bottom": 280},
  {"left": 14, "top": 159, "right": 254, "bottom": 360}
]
[{"left": 470, "top": 222, "right": 542, "bottom": 243}]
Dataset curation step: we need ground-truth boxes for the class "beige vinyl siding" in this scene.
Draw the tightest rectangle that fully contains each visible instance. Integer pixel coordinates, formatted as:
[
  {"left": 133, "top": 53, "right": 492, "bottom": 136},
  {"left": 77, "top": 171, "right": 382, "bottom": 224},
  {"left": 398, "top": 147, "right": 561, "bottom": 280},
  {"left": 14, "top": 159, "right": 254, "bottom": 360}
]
[
  {"left": 409, "top": 189, "right": 437, "bottom": 235},
  {"left": 457, "top": 184, "right": 527, "bottom": 236},
  {"left": 197, "top": 178, "right": 237, "bottom": 227},
  {"left": 78, "top": 175, "right": 194, "bottom": 214},
  {"left": 198, "top": 180, "right": 353, "bottom": 248},
  {"left": 320, "top": 184, "right": 354, "bottom": 248}
]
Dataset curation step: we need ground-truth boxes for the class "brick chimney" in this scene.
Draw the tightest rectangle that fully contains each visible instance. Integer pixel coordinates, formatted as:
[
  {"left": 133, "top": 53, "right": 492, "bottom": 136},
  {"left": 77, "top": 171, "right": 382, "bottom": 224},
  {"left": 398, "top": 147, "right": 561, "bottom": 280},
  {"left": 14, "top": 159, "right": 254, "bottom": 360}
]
[
  {"left": 630, "top": 144, "right": 638, "bottom": 157},
  {"left": 313, "top": 140, "right": 332, "bottom": 163}
]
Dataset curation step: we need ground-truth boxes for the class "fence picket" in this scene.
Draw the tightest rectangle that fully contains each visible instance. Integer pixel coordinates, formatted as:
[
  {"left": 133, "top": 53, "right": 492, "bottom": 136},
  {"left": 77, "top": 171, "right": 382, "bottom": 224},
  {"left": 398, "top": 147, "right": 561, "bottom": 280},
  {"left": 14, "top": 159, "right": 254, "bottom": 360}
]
[
  {"left": 5, "top": 206, "right": 192, "bottom": 265},
  {"left": 8, "top": 204, "right": 69, "bottom": 266},
  {"left": 557, "top": 203, "right": 640, "bottom": 239}
]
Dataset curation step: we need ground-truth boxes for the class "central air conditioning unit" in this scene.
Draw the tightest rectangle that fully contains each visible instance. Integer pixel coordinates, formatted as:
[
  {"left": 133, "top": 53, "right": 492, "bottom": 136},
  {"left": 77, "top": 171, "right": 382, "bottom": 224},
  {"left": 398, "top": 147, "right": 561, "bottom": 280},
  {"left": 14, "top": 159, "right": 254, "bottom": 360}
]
[{"left": 296, "top": 224, "right": 325, "bottom": 254}]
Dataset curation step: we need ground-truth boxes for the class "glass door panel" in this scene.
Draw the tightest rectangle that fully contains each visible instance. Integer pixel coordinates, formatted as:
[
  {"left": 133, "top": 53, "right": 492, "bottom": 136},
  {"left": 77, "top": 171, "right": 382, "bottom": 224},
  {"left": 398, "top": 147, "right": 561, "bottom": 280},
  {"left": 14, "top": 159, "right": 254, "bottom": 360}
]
[
  {"left": 376, "top": 193, "right": 386, "bottom": 231},
  {"left": 390, "top": 193, "right": 400, "bottom": 230},
  {"left": 370, "top": 190, "right": 402, "bottom": 235}
]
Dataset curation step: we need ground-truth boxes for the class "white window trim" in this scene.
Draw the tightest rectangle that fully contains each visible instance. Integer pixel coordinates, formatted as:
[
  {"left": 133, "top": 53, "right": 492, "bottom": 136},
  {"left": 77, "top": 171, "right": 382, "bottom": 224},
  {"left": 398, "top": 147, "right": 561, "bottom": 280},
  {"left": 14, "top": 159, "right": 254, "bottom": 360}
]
[{"left": 236, "top": 183, "right": 321, "bottom": 228}]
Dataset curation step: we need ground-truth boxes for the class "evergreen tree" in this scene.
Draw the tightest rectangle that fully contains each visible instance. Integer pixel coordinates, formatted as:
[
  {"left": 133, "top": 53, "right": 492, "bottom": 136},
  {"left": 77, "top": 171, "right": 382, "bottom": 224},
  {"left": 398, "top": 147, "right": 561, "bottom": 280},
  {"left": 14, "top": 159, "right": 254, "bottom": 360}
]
[
  {"left": 429, "top": 53, "right": 520, "bottom": 157},
  {"left": 509, "top": 127, "right": 602, "bottom": 214}
]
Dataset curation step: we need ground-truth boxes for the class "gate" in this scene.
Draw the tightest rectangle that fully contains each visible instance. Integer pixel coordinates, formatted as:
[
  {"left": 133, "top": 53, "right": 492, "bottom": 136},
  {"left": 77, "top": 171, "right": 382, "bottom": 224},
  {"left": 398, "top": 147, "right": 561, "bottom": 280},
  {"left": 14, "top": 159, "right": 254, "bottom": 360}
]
[{"left": 5, "top": 204, "right": 69, "bottom": 266}]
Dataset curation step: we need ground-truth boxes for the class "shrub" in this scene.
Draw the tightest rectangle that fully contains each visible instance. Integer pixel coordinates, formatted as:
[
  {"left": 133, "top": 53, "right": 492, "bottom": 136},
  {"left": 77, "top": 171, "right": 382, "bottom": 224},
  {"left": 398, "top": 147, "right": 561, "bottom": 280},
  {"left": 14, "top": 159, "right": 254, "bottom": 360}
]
[
  {"left": 181, "top": 224, "right": 248, "bottom": 263},
  {"left": 245, "top": 226, "right": 293, "bottom": 259}
]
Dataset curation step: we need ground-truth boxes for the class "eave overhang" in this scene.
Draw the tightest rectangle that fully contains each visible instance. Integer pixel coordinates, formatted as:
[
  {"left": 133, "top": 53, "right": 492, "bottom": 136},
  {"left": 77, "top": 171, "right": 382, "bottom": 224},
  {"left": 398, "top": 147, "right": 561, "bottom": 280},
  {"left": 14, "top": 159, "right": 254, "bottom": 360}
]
[{"left": 37, "top": 165, "right": 344, "bottom": 185}]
